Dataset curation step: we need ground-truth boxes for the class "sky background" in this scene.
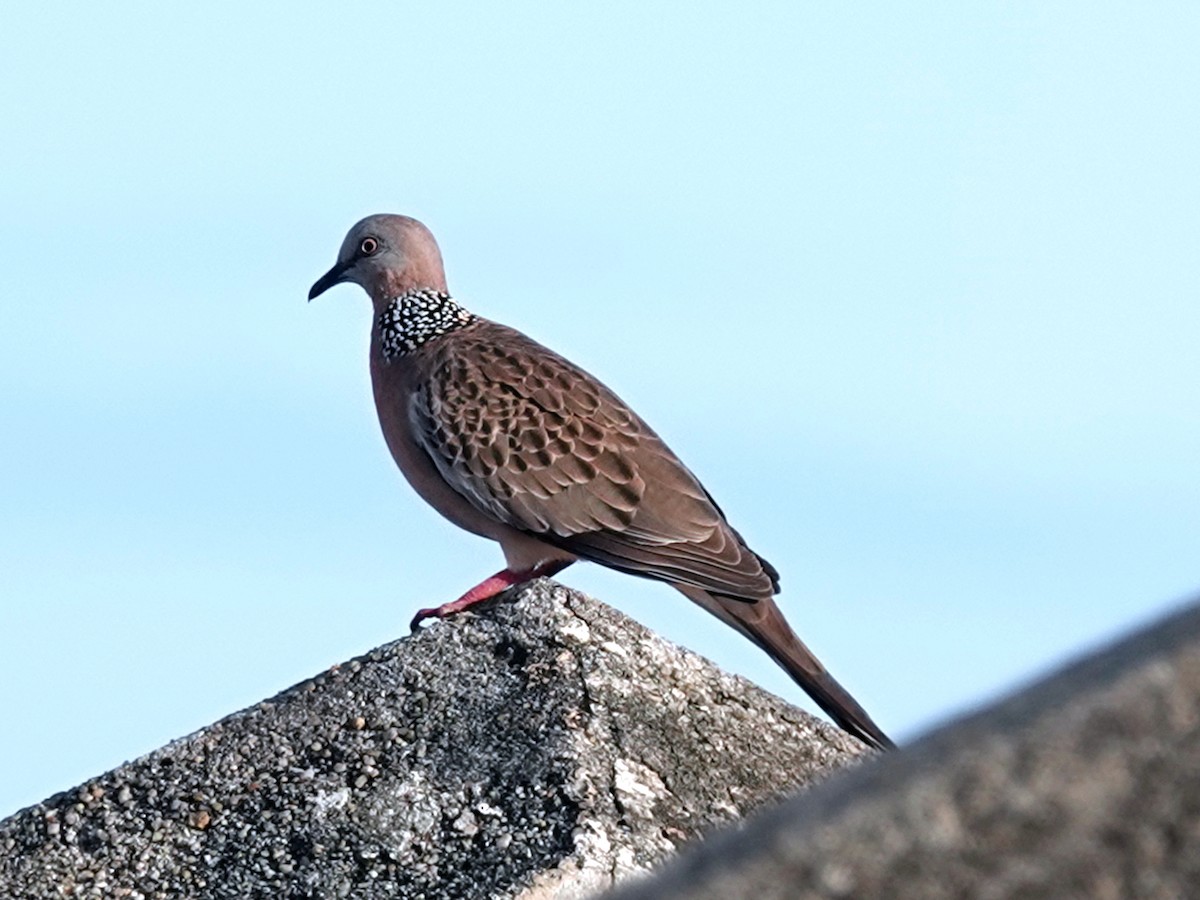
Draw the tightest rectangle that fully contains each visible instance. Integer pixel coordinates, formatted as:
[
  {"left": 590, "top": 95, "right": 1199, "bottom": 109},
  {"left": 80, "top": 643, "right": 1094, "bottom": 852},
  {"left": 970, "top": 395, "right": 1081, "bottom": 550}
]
[{"left": 2, "top": 3, "right": 1198, "bottom": 818}]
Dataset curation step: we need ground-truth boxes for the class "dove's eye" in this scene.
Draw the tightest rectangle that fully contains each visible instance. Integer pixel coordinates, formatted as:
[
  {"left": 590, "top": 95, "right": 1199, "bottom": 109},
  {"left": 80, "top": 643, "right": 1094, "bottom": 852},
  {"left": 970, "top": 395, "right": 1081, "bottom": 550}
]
[{"left": 359, "top": 237, "right": 379, "bottom": 256}]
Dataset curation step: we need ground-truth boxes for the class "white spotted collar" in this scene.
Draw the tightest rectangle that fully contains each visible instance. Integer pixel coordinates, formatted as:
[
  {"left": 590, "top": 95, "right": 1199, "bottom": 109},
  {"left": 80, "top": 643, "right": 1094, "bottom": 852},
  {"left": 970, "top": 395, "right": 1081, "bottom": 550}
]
[{"left": 376, "top": 290, "right": 476, "bottom": 361}]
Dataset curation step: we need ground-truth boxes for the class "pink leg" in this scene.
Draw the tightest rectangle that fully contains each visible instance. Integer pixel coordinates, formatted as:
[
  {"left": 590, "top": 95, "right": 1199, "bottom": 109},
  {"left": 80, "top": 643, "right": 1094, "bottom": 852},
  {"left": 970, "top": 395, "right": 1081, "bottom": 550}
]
[{"left": 409, "top": 560, "right": 573, "bottom": 632}]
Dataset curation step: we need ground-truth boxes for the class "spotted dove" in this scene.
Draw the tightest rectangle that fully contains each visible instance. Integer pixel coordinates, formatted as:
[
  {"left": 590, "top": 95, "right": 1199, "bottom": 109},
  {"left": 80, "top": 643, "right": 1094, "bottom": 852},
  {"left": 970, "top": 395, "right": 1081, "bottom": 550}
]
[{"left": 309, "top": 214, "right": 894, "bottom": 750}]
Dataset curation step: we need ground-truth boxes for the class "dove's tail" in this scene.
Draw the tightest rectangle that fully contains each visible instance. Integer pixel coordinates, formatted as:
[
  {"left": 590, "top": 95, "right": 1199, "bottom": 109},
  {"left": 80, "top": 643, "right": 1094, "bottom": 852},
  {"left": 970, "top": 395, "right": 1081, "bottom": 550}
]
[{"left": 675, "top": 585, "right": 895, "bottom": 751}]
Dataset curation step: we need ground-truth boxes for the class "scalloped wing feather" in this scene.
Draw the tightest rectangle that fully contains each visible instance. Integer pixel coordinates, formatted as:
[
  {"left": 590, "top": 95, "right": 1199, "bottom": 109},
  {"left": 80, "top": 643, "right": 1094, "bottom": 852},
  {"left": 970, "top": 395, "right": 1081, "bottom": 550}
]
[{"left": 408, "top": 320, "right": 778, "bottom": 602}]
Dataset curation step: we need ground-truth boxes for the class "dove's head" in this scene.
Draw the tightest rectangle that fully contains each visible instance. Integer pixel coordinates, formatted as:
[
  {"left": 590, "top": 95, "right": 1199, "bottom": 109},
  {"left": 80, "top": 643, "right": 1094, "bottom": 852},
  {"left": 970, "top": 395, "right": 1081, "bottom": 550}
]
[{"left": 309, "top": 214, "right": 448, "bottom": 307}]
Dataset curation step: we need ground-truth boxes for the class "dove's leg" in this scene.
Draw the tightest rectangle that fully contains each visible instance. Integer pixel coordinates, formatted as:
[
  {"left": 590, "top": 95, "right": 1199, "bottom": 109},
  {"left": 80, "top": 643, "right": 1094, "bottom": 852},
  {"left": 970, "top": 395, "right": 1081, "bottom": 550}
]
[{"left": 409, "top": 559, "right": 574, "bottom": 631}]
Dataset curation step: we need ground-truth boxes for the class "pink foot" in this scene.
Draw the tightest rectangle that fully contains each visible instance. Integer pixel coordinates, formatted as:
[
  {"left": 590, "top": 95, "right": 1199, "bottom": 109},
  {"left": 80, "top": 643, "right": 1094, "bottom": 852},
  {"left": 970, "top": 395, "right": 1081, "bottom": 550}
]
[{"left": 409, "top": 560, "right": 572, "bottom": 632}]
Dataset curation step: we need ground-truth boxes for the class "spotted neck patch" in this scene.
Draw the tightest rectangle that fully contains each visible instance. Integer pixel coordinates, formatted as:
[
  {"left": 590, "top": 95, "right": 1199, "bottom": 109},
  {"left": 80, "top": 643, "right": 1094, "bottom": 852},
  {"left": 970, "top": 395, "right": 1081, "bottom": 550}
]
[{"left": 377, "top": 289, "right": 476, "bottom": 361}]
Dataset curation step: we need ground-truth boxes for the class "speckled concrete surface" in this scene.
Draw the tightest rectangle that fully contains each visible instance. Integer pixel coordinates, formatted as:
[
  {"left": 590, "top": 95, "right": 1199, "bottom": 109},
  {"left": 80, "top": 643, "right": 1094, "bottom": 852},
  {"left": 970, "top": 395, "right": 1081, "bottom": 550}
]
[
  {"left": 0, "top": 581, "right": 867, "bottom": 899},
  {"left": 605, "top": 597, "right": 1200, "bottom": 900}
]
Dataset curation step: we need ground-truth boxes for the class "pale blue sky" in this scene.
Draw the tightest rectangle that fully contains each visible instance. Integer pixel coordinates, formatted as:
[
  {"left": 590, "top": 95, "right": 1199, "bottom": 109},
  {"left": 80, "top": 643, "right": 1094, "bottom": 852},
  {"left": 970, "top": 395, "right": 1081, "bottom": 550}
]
[{"left": 2, "top": 3, "right": 1198, "bottom": 817}]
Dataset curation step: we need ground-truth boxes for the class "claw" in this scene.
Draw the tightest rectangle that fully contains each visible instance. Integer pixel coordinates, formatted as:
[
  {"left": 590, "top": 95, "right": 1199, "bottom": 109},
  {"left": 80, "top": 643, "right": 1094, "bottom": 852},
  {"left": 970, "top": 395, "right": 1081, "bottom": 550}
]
[{"left": 409, "top": 607, "right": 440, "bottom": 632}]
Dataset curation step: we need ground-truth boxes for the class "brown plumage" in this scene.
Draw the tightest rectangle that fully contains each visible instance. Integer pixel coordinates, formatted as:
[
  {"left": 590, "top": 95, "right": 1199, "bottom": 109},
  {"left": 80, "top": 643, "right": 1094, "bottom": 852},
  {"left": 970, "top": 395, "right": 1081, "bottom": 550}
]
[{"left": 309, "top": 214, "right": 894, "bottom": 751}]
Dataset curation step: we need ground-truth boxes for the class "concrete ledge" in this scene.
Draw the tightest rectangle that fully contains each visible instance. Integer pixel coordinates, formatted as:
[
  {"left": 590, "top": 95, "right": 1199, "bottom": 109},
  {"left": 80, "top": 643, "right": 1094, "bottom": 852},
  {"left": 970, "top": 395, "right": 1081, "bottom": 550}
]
[{"left": 0, "top": 581, "right": 868, "bottom": 899}]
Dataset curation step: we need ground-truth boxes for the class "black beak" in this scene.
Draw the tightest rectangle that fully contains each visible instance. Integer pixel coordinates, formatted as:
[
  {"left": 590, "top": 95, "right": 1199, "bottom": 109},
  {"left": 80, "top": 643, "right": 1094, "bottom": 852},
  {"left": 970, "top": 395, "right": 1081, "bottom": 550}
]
[{"left": 308, "top": 262, "right": 350, "bottom": 301}]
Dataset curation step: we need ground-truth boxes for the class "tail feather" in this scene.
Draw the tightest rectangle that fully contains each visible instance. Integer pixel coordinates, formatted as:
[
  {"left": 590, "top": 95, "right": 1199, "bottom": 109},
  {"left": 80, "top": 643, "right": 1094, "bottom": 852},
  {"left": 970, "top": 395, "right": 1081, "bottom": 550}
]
[{"left": 675, "top": 585, "right": 895, "bottom": 751}]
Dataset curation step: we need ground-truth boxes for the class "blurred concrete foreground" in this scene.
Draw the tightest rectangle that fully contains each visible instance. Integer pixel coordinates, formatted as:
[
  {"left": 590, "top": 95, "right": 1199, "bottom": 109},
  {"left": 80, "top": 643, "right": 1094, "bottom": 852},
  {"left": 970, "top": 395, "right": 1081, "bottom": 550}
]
[{"left": 1, "top": 583, "right": 1197, "bottom": 899}]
